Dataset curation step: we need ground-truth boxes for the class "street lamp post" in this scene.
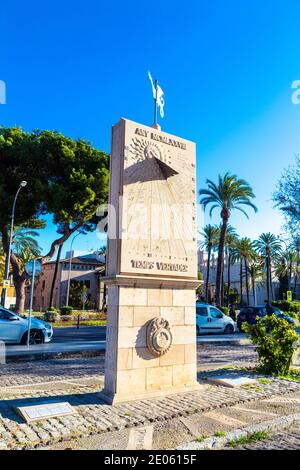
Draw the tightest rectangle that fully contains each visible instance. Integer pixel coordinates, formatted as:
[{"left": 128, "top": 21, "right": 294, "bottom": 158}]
[
  {"left": 65, "top": 232, "right": 80, "bottom": 307},
  {"left": 1, "top": 181, "right": 27, "bottom": 307}
]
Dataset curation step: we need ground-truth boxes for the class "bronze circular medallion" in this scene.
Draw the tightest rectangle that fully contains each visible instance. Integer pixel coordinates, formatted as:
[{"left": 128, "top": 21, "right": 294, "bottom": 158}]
[{"left": 146, "top": 317, "right": 172, "bottom": 357}]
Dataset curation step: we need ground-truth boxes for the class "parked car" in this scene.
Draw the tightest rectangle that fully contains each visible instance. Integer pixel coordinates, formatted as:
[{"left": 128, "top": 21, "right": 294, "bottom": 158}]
[
  {"left": 196, "top": 303, "right": 235, "bottom": 335},
  {"left": 237, "top": 306, "right": 295, "bottom": 332},
  {"left": 0, "top": 306, "right": 53, "bottom": 344}
]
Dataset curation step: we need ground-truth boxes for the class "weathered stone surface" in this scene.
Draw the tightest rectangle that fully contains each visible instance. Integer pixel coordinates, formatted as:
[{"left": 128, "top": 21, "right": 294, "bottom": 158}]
[{"left": 102, "top": 119, "right": 199, "bottom": 403}]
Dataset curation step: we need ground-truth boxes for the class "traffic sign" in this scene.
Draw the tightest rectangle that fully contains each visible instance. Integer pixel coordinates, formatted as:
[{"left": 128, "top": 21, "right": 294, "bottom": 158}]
[
  {"left": 2, "top": 279, "right": 10, "bottom": 288},
  {"left": 25, "top": 259, "right": 42, "bottom": 276},
  {"left": 82, "top": 291, "right": 87, "bottom": 303},
  {"left": 287, "top": 290, "right": 293, "bottom": 301}
]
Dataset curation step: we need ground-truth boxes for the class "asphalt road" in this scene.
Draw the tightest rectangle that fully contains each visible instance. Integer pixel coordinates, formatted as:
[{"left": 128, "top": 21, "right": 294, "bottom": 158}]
[
  {"left": 52, "top": 325, "right": 106, "bottom": 343},
  {"left": 50, "top": 326, "right": 245, "bottom": 344},
  {"left": 3, "top": 326, "right": 249, "bottom": 359}
]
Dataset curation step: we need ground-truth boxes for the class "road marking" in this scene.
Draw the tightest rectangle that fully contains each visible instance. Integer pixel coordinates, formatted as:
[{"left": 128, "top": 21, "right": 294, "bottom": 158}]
[
  {"left": 233, "top": 406, "right": 278, "bottom": 417},
  {"left": 203, "top": 411, "right": 247, "bottom": 426}
]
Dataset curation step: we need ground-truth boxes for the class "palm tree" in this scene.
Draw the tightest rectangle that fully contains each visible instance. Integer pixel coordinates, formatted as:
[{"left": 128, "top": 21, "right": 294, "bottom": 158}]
[
  {"left": 249, "top": 259, "right": 264, "bottom": 306},
  {"left": 199, "top": 173, "right": 257, "bottom": 306},
  {"left": 198, "top": 225, "right": 219, "bottom": 302},
  {"left": 275, "top": 254, "right": 290, "bottom": 300},
  {"left": 12, "top": 228, "right": 41, "bottom": 260},
  {"left": 254, "top": 233, "right": 282, "bottom": 301},
  {"left": 275, "top": 250, "right": 297, "bottom": 298},
  {"left": 223, "top": 227, "right": 238, "bottom": 306},
  {"left": 2, "top": 227, "right": 42, "bottom": 313},
  {"left": 233, "top": 238, "right": 256, "bottom": 305}
]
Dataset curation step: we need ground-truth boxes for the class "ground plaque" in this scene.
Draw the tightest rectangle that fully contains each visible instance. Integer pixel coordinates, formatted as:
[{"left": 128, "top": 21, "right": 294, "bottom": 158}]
[
  {"left": 126, "top": 425, "right": 154, "bottom": 450},
  {"left": 101, "top": 118, "right": 200, "bottom": 404},
  {"left": 15, "top": 402, "right": 76, "bottom": 423},
  {"left": 206, "top": 376, "right": 258, "bottom": 388}
]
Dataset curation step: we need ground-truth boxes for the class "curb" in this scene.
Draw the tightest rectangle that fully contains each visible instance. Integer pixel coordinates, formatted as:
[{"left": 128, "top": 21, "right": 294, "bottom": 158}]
[
  {"left": 6, "top": 349, "right": 104, "bottom": 362},
  {"left": 177, "top": 412, "right": 300, "bottom": 450}
]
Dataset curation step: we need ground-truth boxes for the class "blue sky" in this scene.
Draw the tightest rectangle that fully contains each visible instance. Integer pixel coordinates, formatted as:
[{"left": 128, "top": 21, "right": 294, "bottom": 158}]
[{"left": 1, "top": 0, "right": 300, "bottom": 257}]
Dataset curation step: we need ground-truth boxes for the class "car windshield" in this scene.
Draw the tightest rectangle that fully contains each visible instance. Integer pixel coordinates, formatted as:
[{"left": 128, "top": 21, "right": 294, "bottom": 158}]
[
  {"left": 196, "top": 306, "right": 208, "bottom": 316},
  {"left": 0, "top": 308, "right": 16, "bottom": 321}
]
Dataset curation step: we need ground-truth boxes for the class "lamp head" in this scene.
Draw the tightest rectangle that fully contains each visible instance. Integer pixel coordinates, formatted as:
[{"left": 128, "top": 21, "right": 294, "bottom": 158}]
[{"left": 20, "top": 181, "right": 27, "bottom": 188}]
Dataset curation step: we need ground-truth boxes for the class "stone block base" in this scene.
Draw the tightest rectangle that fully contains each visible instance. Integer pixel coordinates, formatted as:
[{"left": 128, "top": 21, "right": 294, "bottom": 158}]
[
  {"left": 102, "top": 276, "right": 199, "bottom": 404},
  {"left": 99, "top": 382, "right": 202, "bottom": 405}
]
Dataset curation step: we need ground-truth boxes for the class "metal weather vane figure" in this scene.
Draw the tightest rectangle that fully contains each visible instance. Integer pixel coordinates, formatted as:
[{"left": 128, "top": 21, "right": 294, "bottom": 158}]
[{"left": 148, "top": 71, "right": 165, "bottom": 126}]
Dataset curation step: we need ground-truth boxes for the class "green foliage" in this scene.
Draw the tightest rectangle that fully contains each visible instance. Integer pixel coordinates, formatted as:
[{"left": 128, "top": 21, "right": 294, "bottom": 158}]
[
  {"left": 229, "top": 431, "right": 270, "bottom": 448},
  {"left": 60, "top": 306, "right": 73, "bottom": 316},
  {"left": 48, "top": 306, "right": 59, "bottom": 312},
  {"left": 0, "top": 127, "right": 109, "bottom": 252},
  {"left": 220, "top": 307, "right": 229, "bottom": 316},
  {"left": 0, "top": 127, "right": 109, "bottom": 312},
  {"left": 226, "top": 287, "right": 240, "bottom": 305},
  {"left": 69, "top": 281, "right": 91, "bottom": 309},
  {"left": 273, "top": 155, "right": 300, "bottom": 234},
  {"left": 244, "top": 315, "right": 300, "bottom": 376},
  {"left": 44, "top": 310, "right": 59, "bottom": 322},
  {"left": 199, "top": 172, "right": 258, "bottom": 219},
  {"left": 279, "top": 368, "right": 300, "bottom": 383},
  {"left": 199, "top": 173, "right": 257, "bottom": 306},
  {"left": 198, "top": 224, "right": 219, "bottom": 251},
  {"left": 272, "top": 300, "right": 300, "bottom": 314}
]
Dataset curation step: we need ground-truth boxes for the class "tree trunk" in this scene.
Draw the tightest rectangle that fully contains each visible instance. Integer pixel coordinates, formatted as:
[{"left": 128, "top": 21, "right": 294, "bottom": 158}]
[
  {"left": 240, "top": 261, "right": 243, "bottom": 305},
  {"left": 205, "top": 246, "right": 211, "bottom": 303},
  {"left": 251, "top": 266, "right": 256, "bottom": 306},
  {"left": 0, "top": 225, "right": 29, "bottom": 313},
  {"left": 269, "top": 259, "right": 274, "bottom": 301},
  {"left": 227, "top": 253, "right": 231, "bottom": 306},
  {"left": 294, "top": 247, "right": 299, "bottom": 296},
  {"left": 266, "top": 255, "right": 270, "bottom": 301},
  {"left": 244, "top": 258, "right": 249, "bottom": 306},
  {"left": 215, "top": 218, "right": 228, "bottom": 307},
  {"left": 14, "top": 276, "right": 26, "bottom": 314},
  {"left": 289, "top": 261, "right": 292, "bottom": 291},
  {"left": 221, "top": 252, "right": 225, "bottom": 307},
  {"left": 49, "top": 243, "right": 63, "bottom": 309}
]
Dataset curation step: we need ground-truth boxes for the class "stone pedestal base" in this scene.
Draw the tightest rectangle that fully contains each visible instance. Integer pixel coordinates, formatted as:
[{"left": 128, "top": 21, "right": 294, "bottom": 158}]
[{"left": 101, "top": 275, "right": 200, "bottom": 405}]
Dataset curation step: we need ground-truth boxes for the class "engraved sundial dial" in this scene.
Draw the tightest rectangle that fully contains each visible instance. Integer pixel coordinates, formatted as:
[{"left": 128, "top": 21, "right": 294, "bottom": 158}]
[{"left": 118, "top": 121, "right": 197, "bottom": 278}]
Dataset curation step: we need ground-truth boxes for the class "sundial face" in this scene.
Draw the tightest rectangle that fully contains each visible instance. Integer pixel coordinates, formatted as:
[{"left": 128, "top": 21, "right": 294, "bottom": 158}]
[{"left": 109, "top": 119, "right": 197, "bottom": 279}]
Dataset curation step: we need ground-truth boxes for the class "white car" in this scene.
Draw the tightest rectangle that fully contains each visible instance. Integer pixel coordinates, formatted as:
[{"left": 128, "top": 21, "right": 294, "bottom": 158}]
[
  {"left": 196, "top": 303, "right": 235, "bottom": 335},
  {"left": 0, "top": 306, "right": 53, "bottom": 344}
]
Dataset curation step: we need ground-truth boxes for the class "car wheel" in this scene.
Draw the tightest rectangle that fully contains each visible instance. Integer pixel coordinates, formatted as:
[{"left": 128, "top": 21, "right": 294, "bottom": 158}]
[
  {"left": 196, "top": 325, "right": 200, "bottom": 336},
  {"left": 21, "top": 330, "right": 44, "bottom": 345},
  {"left": 224, "top": 324, "right": 234, "bottom": 334}
]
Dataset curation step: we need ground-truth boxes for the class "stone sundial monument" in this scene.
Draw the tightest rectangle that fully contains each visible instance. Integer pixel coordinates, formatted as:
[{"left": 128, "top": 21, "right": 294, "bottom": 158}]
[{"left": 101, "top": 118, "right": 200, "bottom": 404}]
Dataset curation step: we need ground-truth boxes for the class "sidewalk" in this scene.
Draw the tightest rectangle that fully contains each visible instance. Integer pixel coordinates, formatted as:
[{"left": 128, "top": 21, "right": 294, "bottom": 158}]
[{"left": 1, "top": 360, "right": 300, "bottom": 450}]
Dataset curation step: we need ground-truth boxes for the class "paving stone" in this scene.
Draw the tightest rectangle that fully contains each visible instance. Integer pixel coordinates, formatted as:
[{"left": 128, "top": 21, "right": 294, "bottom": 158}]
[{"left": 1, "top": 348, "right": 300, "bottom": 449}]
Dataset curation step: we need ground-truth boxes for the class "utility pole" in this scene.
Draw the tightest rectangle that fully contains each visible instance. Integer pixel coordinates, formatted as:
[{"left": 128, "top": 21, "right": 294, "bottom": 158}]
[{"left": 1, "top": 181, "right": 27, "bottom": 307}]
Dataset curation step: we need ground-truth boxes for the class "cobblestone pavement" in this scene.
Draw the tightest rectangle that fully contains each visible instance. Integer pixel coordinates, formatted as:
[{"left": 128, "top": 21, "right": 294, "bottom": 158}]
[
  {"left": 0, "top": 341, "right": 284, "bottom": 451},
  {"left": 228, "top": 423, "right": 300, "bottom": 450},
  {"left": 0, "top": 356, "right": 105, "bottom": 387}
]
